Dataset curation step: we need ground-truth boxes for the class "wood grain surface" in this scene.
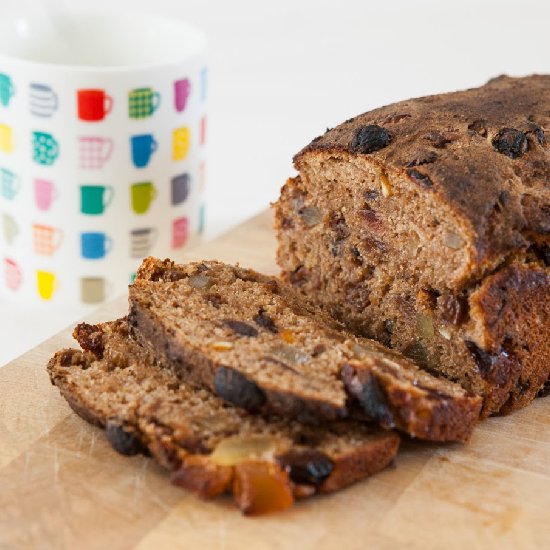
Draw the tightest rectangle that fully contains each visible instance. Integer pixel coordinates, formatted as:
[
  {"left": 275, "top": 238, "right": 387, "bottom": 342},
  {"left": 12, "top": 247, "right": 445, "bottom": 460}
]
[{"left": 1, "top": 210, "right": 549, "bottom": 550}]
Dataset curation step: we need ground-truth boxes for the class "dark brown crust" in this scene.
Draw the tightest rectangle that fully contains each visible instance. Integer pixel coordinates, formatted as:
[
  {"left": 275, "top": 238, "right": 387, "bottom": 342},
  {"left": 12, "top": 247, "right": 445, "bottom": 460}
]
[
  {"left": 295, "top": 75, "right": 550, "bottom": 277},
  {"left": 341, "top": 361, "right": 480, "bottom": 442},
  {"left": 130, "top": 258, "right": 480, "bottom": 441},
  {"left": 469, "top": 262, "right": 550, "bottom": 414}
]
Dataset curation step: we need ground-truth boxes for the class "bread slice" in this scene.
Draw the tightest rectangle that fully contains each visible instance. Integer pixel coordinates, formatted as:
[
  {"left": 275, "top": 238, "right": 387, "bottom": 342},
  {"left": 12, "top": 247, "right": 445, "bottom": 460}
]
[
  {"left": 128, "top": 257, "right": 481, "bottom": 442},
  {"left": 274, "top": 75, "right": 550, "bottom": 417},
  {"left": 47, "top": 319, "right": 399, "bottom": 515}
]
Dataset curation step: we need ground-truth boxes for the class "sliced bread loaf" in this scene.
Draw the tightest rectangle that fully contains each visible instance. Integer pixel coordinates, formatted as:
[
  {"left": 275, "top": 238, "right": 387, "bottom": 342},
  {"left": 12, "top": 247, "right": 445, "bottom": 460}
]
[
  {"left": 274, "top": 75, "right": 550, "bottom": 416},
  {"left": 128, "top": 257, "right": 481, "bottom": 442},
  {"left": 47, "top": 319, "right": 399, "bottom": 515}
]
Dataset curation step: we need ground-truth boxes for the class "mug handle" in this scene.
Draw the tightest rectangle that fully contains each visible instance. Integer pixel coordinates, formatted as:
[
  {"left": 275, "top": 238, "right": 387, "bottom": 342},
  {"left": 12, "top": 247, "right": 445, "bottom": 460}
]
[
  {"left": 9, "top": 82, "right": 15, "bottom": 97},
  {"left": 103, "top": 186, "right": 115, "bottom": 209},
  {"left": 102, "top": 138, "right": 114, "bottom": 162},
  {"left": 104, "top": 94, "right": 114, "bottom": 115},
  {"left": 150, "top": 137, "right": 158, "bottom": 154},
  {"left": 13, "top": 174, "right": 21, "bottom": 195},
  {"left": 54, "top": 228, "right": 64, "bottom": 250},
  {"left": 104, "top": 236, "right": 114, "bottom": 255},
  {"left": 50, "top": 137, "right": 60, "bottom": 160},
  {"left": 149, "top": 228, "right": 158, "bottom": 249},
  {"left": 51, "top": 90, "right": 58, "bottom": 112},
  {"left": 152, "top": 92, "right": 161, "bottom": 113},
  {"left": 150, "top": 185, "right": 157, "bottom": 201}
]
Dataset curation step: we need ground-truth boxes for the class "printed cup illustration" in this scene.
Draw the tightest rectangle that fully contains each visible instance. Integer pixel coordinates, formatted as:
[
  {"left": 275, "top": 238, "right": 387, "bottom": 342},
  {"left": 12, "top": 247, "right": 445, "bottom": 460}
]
[
  {"left": 81, "top": 231, "right": 113, "bottom": 260},
  {"left": 129, "top": 88, "right": 161, "bottom": 119},
  {"left": 32, "top": 131, "right": 59, "bottom": 166},
  {"left": 81, "top": 276, "right": 110, "bottom": 304},
  {"left": 37, "top": 270, "right": 57, "bottom": 300},
  {"left": 198, "top": 203, "right": 206, "bottom": 235},
  {"left": 131, "top": 182, "right": 157, "bottom": 215},
  {"left": 0, "top": 124, "right": 13, "bottom": 152},
  {"left": 32, "top": 223, "right": 63, "bottom": 256},
  {"left": 171, "top": 173, "right": 190, "bottom": 205},
  {"left": 34, "top": 178, "right": 57, "bottom": 211},
  {"left": 172, "top": 216, "right": 188, "bottom": 249},
  {"left": 79, "top": 136, "right": 113, "bottom": 169},
  {"left": 174, "top": 78, "right": 191, "bottom": 112},
  {"left": 199, "top": 116, "right": 206, "bottom": 146},
  {"left": 131, "top": 134, "right": 158, "bottom": 168},
  {"left": 4, "top": 257, "right": 22, "bottom": 291},
  {"left": 80, "top": 184, "right": 114, "bottom": 215},
  {"left": 130, "top": 227, "right": 157, "bottom": 258},
  {"left": 77, "top": 89, "right": 113, "bottom": 122},
  {"left": 30, "top": 83, "right": 58, "bottom": 117},
  {"left": 0, "top": 168, "right": 19, "bottom": 200},
  {"left": 2, "top": 213, "right": 18, "bottom": 244},
  {"left": 173, "top": 127, "right": 190, "bottom": 161},
  {"left": 200, "top": 67, "right": 207, "bottom": 101},
  {"left": 0, "top": 73, "right": 15, "bottom": 107}
]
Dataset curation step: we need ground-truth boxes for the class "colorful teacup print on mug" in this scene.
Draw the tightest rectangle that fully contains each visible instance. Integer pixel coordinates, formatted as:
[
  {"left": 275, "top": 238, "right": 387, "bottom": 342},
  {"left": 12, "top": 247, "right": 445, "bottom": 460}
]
[
  {"left": 4, "top": 257, "right": 22, "bottom": 291},
  {"left": 33, "top": 131, "right": 59, "bottom": 165},
  {"left": 131, "top": 182, "right": 157, "bottom": 214},
  {"left": 174, "top": 78, "right": 191, "bottom": 112},
  {"left": 171, "top": 173, "right": 190, "bottom": 205},
  {"left": 130, "top": 227, "right": 156, "bottom": 258},
  {"left": 81, "top": 231, "right": 113, "bottom": 260},
  {"left": 32, "top": 223, "right": 63, "bottom": 256},
  {"left": 2, "top": 213, "right": 18, "bottom": 245},
  {"left": 81, "top": 276, "right": 108, "bottom": 304},
  {"left": 30, "top": 83, "right": 58, "bottom": 118},
  {"left": 172, "top": 216, "right": 188, "bottom": 249},
  {"left": 37, "top": 270, "right": 57, "bottom": 300},
  {"left": 0, "top": 73, "right": 15, "bottom": 107},
  {"left": 129, "top": 88, "right": 161, "bottom": 119},
  {"left": 130, "top": 134, "right": 158, "bottom": 168},
  {"left": 173, "top": 127, "right": 190, "bottom": 161},
  {"left": 1, "top": 167, "right": 19, "bottom": 199},
  {"left": 79, "top": 136, "right": 113, "bottom": 169},
  {"left": 80, "top": 184, "right": 114, "bottom": 215},
  {"left": 0, "top": 124, "right": 13, "bottom": 152},
  {"left": 77, "top": 89, "right": 113, "bottom": 122},
  {"left": 34, "top": 178, "right": 57, "bottom": 211}
]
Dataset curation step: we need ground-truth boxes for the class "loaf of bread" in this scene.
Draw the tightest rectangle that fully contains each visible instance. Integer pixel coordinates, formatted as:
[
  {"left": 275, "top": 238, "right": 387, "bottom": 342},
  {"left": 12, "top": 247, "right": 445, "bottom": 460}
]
[
  {"left": 274, "top": 75, "right": 549, "bottom": 417},
  {"left": 129, "top": 257, "right": 481, "bottom": 442},
  {"left": 47, "top": 319, "right": 399, "bottom": 515}
]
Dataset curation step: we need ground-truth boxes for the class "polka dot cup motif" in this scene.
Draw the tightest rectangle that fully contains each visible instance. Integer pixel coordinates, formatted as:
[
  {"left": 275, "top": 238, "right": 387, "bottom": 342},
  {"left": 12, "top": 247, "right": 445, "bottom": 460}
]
[{"left": 0, "top": 13, "right": 207, "bottom": 305}]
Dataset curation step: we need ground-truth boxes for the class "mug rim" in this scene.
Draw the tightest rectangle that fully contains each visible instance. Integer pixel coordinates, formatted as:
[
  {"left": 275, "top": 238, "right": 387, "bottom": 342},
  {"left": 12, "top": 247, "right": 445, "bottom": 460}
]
[{"left": 0, "top": 11, "right": 207, "bottom": 72}]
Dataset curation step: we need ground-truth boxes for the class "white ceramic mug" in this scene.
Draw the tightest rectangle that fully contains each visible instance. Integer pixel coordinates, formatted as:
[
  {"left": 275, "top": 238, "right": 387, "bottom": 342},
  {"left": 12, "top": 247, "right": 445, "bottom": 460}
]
[{"left": 0, "top": 12, "right": 207, "bottom": 305}]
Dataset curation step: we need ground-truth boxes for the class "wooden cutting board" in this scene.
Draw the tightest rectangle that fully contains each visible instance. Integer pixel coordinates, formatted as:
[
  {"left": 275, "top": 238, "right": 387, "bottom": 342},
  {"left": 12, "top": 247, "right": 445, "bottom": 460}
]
[{"left": 1, "top": 210, "right": 549, "bottom": 549}]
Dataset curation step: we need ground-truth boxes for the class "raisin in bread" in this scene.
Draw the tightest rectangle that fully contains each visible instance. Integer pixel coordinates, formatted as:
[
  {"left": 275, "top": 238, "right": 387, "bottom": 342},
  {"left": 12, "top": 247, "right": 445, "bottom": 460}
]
[
  {"left": 47, "top": 319, "right": 399, "bottom": 515},
  {"left": 128, "top": 257, "right": 481, "bottom": 442},
  {"left": 274, "top": 74, "right": 550, "bottom": 417}
]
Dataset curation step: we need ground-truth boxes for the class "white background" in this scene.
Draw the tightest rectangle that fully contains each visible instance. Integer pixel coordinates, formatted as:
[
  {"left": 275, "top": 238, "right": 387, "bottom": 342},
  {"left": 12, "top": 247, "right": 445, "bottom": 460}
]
[{"left": 1, "top": 0, "right": 548, "bottom": 366}]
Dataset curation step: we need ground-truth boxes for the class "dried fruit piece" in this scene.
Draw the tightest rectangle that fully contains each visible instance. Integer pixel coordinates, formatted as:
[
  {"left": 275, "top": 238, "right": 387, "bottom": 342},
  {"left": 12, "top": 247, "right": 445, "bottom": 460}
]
[
  {"left": 211, "top": 436, "right": 283, "bottom": 466},
  {"left": 416, "top": 312, "right": 435, "bottom": 340},
  {"left": 406, "top": 150, "right": 438, "bottom": 167},
  {"left": 268, "top": 344, "right": 309, "bottom": 366},
  {"left": 204, "top": 292, "right": 225, "bottom": 308},
  {"left": 350, "top": 125, "right": 393, "bottom": 154},
  {"left": 214, "top": 366, "right": 266, "bottom": 410},
  {"left": 527, "top": 123, "right": 546, "bottom": 145},
  {"left": 444, "top": 232, "right": 465, "bottom": 249},
  {"left": 468, "top": 119, "right": 488, "bottom": 137},
  {"left": 299, "top": 205, "right": 322, "bottom": 227},
  {"left": 105, "top": 422, "right": 146, "bottom": 456},
  {"left": 403, "top": 341, "right": 430, "bottom": 369},
  {"left": 492, "top": 128, "right": 528, "bottom": 158},
  {"left": 188, "top": 274, "right": 212, "bottom": 289},
  {"left": 380, "top": 171, "right": 392, "bottom": 197},
  {"left": 211, "top": 341, "right": 234, "bottom": 351},
  {"left": 407, "top": 168, "right": 434, "bottom": 188},
  {"left": 329, "top": 212, "right": 350, "bottom": 240},
  {"left": 312, "top": 344, "right": 326, "bottom": 357},
  {"left": 359, "top": 205, "right": 383, "bottom": 231},
  {"left": 280, "top": 329, "right": 295, "bottom": 344},
  {"left": 425, "top": 131, "right": 451, "bottom": 148},
  {"left": 277, "top": 449, "right": 334, "bottom": 486},
  {"left": 233, "top": 461, "right": 294, "bottom": 515},
  {"left": 363, "top": 189, "right": 379, "bottom": 201},
  {"left": 289, "top": 265, "right": 310, "bottom": 287},
  {"left": 438, "top": 294, "right": 468, "bottom": 325},
  {"left": 223, "top": 319, "right": 259, "bottom": 337},
  {"left": 253, "top": 308, "right": 278, "bottom": 333}
]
